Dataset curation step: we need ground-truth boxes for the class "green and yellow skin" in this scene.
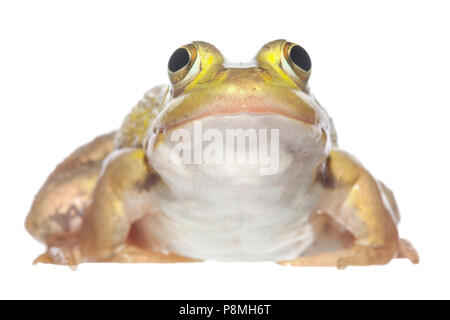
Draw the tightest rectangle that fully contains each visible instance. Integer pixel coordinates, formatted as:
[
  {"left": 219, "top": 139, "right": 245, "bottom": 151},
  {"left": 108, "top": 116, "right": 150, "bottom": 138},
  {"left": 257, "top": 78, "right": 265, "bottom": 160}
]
[{"left": 25, "top": 40, "right": 418, "bottom": 268}]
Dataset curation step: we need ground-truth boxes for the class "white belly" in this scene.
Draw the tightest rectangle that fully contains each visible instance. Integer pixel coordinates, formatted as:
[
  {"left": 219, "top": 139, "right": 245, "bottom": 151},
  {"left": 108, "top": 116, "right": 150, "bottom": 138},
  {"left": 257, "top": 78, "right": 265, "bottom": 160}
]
[
  {"left": 136, "top": 197, "right": 317, "bottom": 261},
  {"left": 135, "top": 114, "right": 330, "bottom": 261}
]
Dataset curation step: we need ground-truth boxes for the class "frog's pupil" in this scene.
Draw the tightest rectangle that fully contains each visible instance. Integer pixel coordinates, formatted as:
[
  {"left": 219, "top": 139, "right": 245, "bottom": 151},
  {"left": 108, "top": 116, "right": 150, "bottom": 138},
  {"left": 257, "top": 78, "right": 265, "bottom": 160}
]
[
  {"left": 289, "top": 45, "right": 311, "bottom": 71},
  {"left": 168, "top": 48, "right": 190, "bottom": 73}
]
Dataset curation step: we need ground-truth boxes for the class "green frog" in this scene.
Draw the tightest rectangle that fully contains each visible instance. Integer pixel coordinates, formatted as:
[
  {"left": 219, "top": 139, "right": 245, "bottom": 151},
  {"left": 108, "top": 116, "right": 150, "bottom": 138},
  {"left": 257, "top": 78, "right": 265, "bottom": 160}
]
[{"left": 26, "top": 40, "right": 419, "bottom": 268}]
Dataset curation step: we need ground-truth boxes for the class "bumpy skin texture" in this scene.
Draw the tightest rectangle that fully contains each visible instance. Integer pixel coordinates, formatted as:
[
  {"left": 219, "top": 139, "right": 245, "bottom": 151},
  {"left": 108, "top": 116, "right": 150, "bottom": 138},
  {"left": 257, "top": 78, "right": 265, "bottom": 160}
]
[{"left": 26, "top": 40, "right": 418, "bottom": 268}]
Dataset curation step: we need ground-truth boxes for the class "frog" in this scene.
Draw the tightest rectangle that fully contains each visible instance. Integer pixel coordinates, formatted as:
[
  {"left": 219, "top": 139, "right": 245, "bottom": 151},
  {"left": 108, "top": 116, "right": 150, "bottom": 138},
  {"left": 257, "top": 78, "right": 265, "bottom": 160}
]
[{"left": 25, "top": 40, "right": 419, "bottom": 268}]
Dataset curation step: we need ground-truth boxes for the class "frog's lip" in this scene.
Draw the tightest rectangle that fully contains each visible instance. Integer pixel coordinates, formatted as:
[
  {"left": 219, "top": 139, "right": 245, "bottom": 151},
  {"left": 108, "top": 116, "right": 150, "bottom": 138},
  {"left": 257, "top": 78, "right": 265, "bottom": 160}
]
[{"left": 154, "top": 104, "right": 317, "bottom": 132}]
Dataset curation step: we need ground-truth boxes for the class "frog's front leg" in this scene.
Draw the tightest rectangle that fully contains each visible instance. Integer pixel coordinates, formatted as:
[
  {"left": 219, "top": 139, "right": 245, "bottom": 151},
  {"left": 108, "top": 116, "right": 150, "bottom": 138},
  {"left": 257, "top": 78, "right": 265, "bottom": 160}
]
[
  {"left": 78, "top": 148, "right": 193, "bottom": 264},
  {"left": 281, "top": 150, "right": 419, "bottom": 269}
]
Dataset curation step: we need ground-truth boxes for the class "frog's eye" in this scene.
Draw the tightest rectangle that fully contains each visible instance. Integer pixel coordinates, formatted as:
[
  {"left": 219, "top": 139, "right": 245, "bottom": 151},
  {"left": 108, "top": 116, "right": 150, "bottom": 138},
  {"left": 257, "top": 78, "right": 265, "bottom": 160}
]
[
  {"left": 288, "top": 45, "right": 311, "bottom": 71},
  {"left": 168, "top": 48, "right": 190, "bottom": 73},
  {"left": 168, "top": 44, "right": 199, "bottom": 84},
  {"left": 281, "top": 42, "right": 311, "bottom": 81}
]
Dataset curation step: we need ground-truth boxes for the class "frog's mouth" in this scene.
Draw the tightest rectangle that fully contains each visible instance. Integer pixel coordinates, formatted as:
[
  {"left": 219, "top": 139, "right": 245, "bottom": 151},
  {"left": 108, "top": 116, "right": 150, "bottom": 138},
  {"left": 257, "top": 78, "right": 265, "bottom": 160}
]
[
  {"left": 153, "top": 99, "right": 321, "bottom": 133},
  {"left": 175, "top": 108, "right": 315, "bottom": 129}
]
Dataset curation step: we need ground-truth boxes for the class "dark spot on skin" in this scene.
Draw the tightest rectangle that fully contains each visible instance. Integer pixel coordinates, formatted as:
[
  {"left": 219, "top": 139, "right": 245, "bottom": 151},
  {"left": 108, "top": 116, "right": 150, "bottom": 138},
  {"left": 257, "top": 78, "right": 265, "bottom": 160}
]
[
  {"left": 50, "top": 204, "right": 85, "bottom": 232},
  {"left": 136, "top": 172, "right": 160, "bottom": 192},
  {"left": 316, "top": 157, "right": 336, "bottom": 189}
]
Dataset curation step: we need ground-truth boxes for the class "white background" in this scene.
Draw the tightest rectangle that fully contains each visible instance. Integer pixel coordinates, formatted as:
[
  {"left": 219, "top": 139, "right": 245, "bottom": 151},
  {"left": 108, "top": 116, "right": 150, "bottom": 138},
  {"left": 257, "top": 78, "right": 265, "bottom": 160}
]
[{"left": 1, "top": 0, "right": 449, "bottom": 299}]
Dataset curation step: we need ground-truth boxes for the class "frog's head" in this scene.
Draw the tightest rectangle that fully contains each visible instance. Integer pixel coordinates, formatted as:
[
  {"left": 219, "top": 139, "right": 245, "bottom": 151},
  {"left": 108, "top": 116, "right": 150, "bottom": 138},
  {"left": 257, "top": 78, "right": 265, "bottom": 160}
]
[
  {"left": 147, "top": 40, "right": 333, "bottom": 179},
  {"left": 152, "top": 40, "right": 330, "bottom": 130}
]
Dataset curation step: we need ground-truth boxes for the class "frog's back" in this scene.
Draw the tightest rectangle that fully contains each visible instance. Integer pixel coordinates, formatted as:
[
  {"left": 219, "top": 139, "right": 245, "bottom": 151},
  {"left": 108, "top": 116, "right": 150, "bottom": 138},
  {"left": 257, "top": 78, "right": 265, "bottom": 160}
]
[{"left": 114, "top": 85, "right": 169, "bottom": 149}]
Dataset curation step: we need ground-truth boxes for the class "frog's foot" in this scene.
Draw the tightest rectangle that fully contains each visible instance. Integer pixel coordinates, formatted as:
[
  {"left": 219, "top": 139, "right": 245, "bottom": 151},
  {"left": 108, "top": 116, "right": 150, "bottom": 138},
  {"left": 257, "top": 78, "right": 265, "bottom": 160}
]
[
  {"left": 335, "top": 244, "right": 398, "bottom": 269},
  {"left": 278, "top": 238, "right": 419, "bottom": 269},
  {"left": 278, "top": 249, "right": 355, "bottom": 267},
  {"left": 33, "top": 246, "right": 82, "bottom": 270},
  {"left": 107, "top": 245, "right": 199, "bottom": 264},
  {"left": 33, "top": 244, "right": 197, "bottom": 267},
  {"left": 278, "top": 245, "right": 406, "bottom": 269},
  {"left": 336, "top": 239, "right": 419, "bottom": 269}
]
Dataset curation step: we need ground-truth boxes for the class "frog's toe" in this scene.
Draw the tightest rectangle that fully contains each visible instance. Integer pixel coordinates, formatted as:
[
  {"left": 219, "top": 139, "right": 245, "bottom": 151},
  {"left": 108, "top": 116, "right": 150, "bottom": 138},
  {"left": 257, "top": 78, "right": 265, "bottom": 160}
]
[
  {"left": 33, "top": 246, "right": 82, "bottom": 269},
  {"left": 398, "top": 238, "right": 419, "bottom": 264}
]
